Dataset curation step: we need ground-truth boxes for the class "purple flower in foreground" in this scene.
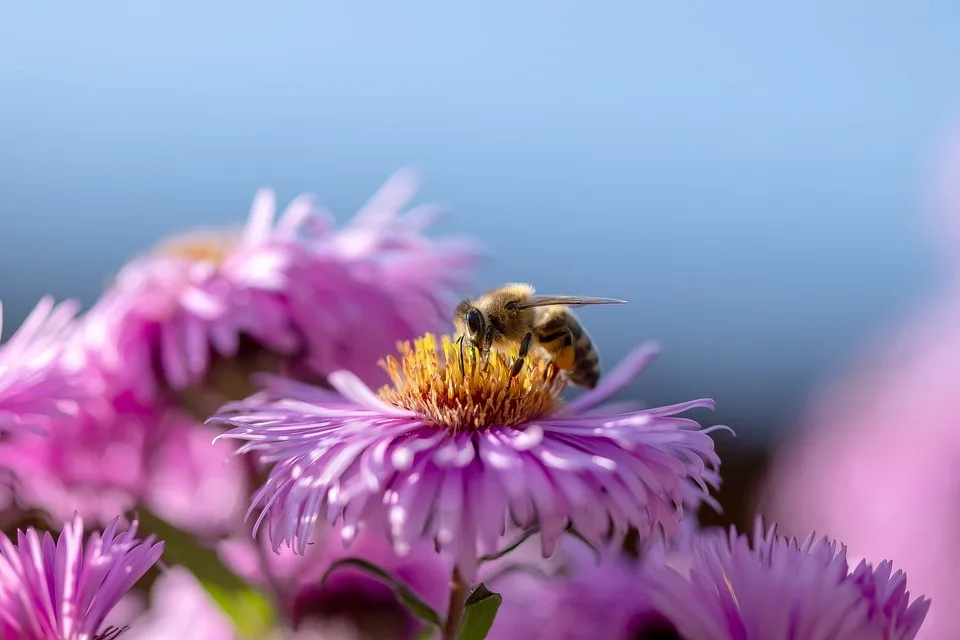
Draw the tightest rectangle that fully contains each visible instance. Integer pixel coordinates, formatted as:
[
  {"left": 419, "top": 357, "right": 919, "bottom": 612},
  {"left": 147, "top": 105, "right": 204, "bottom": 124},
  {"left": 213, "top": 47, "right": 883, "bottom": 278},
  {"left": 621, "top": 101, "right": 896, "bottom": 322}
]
[
  {"left": 646, "top": 518, "right": 930, "bottom": 640},
  {"left": 211, "top": 333, "right": 727, "bottom": 581},
  {"left": 0, "top": 297, "right": 85, "bottom": 435},
  {"left": 0, "top": 515, "right": 163, "bottom": 640},
  {"left": 82, "top": 169, "right": 479, "bottom": 402}
]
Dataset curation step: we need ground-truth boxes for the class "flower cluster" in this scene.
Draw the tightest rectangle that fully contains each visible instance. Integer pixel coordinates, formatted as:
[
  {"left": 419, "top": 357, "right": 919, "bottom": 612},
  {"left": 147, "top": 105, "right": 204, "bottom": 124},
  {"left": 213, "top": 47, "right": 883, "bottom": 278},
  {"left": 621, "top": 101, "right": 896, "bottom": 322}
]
[{"left": 0, "top": 170, "right": 931, "bottom": 639}]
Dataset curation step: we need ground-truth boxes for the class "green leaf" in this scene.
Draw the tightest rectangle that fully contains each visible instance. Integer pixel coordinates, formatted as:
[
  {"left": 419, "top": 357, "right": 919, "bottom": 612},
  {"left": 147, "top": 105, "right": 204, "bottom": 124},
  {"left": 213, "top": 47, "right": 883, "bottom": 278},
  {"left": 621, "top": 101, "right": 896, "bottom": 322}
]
[
  {"left": 456, "top": 583, "right": 502, "bottom": 640},
  {"left": 132, "top": 509, "right": 275, "bottom": 638},
  {"left": 320, "top": 557, "right": 443, "bottom": 628},
  {"left": 478, "top": 528, "right": 538, "bottom": 564}
]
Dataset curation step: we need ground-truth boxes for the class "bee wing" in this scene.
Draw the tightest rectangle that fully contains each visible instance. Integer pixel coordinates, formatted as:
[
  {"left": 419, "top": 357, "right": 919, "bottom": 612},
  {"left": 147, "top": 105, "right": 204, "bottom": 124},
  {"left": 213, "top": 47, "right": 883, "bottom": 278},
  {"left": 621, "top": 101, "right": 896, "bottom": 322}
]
[{"left": 516, "top": 295, "right": 627, "bottom": 309}]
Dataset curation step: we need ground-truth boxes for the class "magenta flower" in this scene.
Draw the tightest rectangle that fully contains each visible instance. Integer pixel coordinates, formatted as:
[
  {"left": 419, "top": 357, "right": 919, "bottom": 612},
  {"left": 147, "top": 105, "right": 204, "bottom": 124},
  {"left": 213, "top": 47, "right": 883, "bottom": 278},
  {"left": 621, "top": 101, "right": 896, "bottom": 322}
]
[
  {"left": 0, "top": 296, "right": 86, "bottom": 435},
  {"left": 269, "top": 168, "right": 481, "bottom": 388},
  {"left": 0, "top": 515, "right": 163, "bottom": 640},
  {"left": 759, "top": 294, "right": 960, "bottom": 639},
  {"left": 646, "top": 519, "right": 930, "bottom": 640},
  {"left": 83, "top": 169, "right": 479, "bottom": 401},
  {"left": 210, "top": 333, "right": 726, "bottom": 581},
  {"left": 0, "top": 393, "right": 247, "bottom": 535},
  {"left": 83, "top": 190, "right": 312, "bottom": 400}
]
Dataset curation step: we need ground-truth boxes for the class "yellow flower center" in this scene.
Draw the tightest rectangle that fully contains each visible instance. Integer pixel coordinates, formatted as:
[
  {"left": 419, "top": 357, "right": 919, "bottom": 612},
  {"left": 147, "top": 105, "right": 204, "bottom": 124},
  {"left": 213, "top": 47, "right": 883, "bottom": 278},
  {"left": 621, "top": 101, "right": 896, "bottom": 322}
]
[
  {"left": 154, "top": 230, "right": 240, "bottom": 266},
  {"left": 377, "top": 333, "right": 567, "bottom": 431}
]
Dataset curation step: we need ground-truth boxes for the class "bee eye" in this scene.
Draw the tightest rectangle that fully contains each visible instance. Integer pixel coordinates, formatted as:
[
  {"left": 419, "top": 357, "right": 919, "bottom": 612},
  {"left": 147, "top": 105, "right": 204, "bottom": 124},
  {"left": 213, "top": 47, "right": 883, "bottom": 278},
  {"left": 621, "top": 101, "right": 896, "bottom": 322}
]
[{"left": 466, "top": 309, "right": 483, "bottom": 335}]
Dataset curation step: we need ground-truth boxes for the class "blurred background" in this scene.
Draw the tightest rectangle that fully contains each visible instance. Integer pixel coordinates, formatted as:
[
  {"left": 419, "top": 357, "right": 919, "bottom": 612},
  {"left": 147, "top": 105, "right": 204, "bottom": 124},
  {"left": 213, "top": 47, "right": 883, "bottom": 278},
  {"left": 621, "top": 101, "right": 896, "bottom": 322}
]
[{"left": 3, "top": 2, "right": 960, "bottom": 530}]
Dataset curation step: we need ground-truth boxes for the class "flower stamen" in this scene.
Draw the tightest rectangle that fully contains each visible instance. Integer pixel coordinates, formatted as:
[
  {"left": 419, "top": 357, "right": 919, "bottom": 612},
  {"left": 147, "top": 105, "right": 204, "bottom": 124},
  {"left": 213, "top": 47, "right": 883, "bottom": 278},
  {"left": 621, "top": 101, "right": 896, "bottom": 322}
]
[{"left": 376, "top": 333, "right": 566, "bottom": 431}]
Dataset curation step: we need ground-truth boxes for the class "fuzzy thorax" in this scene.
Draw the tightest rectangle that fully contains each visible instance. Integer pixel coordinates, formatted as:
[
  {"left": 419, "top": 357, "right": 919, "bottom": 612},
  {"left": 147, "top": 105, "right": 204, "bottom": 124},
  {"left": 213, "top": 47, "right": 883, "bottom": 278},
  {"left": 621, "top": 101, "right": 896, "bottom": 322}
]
[{"left": 376, "top": 333, "right": 566, "bottom": 431}]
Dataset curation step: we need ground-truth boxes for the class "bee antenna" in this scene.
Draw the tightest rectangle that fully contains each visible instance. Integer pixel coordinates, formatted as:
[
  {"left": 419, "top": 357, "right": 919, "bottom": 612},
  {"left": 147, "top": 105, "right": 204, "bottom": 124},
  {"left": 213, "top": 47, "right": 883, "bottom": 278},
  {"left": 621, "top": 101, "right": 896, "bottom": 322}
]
[{"left": 457, "top": 334, "right": 466, "bottom": 377}]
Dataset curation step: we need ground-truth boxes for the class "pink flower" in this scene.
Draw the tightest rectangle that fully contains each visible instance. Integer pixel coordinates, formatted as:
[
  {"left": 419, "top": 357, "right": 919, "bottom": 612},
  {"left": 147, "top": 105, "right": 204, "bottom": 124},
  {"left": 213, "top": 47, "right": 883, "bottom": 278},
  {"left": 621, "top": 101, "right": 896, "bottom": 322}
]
[
  {"left": 0, "top": 515, "right": 163, "bottom": 640},
  {"left": 0, "top": 391, "right": 247, "bottom": 535},
  {"left": 646, "top": 519, "right": 928, "bottom": 640},
  {"left": 142, "top": 420, "right": 249, "bottom": 536},
  {"left": 0, "top": 297, "right": 86, "bottom": 435},
  {"left": 83, "top": 169, "right": 480, "bottom": 402},
  {"left": 761, "top": 294, "right": 960, "bottom": 639}
]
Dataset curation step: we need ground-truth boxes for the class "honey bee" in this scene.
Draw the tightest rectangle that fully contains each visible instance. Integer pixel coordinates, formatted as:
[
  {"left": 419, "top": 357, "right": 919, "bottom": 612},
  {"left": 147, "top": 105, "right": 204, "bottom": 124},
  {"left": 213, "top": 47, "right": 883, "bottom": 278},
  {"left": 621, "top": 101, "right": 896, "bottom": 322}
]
[{"left": 453, "top": 283, "right": 626, "bottom": 389}]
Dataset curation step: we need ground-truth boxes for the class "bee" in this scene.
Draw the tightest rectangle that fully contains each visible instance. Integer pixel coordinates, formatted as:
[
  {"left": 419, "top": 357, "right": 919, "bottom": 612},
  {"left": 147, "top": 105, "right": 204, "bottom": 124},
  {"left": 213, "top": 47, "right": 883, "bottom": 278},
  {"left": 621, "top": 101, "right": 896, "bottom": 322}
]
[{"left": 453, "top": 283, "right": 626, "bottom": 389}]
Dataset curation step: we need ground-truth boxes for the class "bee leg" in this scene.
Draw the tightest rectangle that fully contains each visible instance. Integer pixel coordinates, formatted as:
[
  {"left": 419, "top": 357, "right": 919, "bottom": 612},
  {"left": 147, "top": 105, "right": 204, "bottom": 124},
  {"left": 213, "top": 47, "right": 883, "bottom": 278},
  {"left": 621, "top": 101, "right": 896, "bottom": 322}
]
[
  {"left": 510, "top": 332, "right": 533, "bottom": 378},
  {"left": 480, "top": 325, "right": 495, "bottom": 366}
]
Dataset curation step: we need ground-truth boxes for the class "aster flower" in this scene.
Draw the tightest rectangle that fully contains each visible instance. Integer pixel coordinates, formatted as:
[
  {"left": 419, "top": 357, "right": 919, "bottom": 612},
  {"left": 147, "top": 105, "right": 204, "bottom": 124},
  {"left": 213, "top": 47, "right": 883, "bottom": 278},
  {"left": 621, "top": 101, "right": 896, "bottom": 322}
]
[
  {"left": 0, "top": 392, "right": 247, "bottom": 534},
  {"left": 645, "top": 518, "right": 930, "bottom": 640},
  {"left": 84, "top": 169, "right": 479, "bottom": 403},
  {"left": 211, "top": 333, "right": 726, "bottom": 581},
  {"left": 0, "top": 296, "right": 85, "bottom": 435},
  {"left": 274, "top": 168, "right": 481, "bottom": 388},
  {"left": 83, "top": 191, "right": 312, "bottom": 401},
  {"left": 0, "top": 515, "right": 163, "bottom": 640}
]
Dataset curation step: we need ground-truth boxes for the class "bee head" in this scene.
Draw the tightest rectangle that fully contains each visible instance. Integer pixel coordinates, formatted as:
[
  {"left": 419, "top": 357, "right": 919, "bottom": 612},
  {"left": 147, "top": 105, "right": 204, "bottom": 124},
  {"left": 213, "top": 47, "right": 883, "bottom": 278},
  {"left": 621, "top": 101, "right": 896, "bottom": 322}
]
[{"left": 454, "top": 299, "right": 486, "bottom": 347}]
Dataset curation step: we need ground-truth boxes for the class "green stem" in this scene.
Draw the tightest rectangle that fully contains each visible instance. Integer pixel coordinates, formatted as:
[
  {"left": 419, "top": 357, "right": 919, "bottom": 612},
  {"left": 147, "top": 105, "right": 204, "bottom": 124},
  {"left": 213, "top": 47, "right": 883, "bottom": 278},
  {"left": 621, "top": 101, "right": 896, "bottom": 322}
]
[{"left": 441, "top": 569, "right": 468, "bottom": 640}]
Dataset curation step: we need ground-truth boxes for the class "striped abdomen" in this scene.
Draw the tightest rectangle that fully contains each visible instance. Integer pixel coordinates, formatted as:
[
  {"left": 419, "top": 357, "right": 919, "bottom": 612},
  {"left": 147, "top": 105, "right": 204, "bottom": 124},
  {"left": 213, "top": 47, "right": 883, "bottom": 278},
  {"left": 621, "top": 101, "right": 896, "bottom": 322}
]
[{"left": 533, "top": 307, "right": 601, "bottom": 389}]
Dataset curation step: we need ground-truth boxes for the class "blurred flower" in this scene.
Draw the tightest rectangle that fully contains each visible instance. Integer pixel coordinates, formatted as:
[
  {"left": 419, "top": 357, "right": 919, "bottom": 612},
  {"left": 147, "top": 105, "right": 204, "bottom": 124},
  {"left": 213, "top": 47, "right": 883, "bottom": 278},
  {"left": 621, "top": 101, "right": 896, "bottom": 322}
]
[
  {"left": 646, "top": 519, "right": 929, "bottom": 640},
  {"left": 0, "top": 515, "right": 163, "bottom": 640},
  {"left": 0, "top": 390, "right": 247, "bottom": 535},
  {"left": 122, "top": 567, "right": 235, "bottom": 640},
  {"left": 0, "top": 389, "right": 159, "bottom": 524},
  {"left": 219, "top": 524, "right": 449, "bottom": 640},
  {"left": 142, "top": 420, "right": 249, "bottom": 536},
  {"left": 287, "top": 168, "right": 481, "bottom": 388},
  {"left": 487, "top": 542, "right": 669, "bottom": 640},
  {"left": 760, "top": 294, "right": 960, "bottom": 639},
  {"left": 83, "top": 190, "right": 310, "bottom": 401},
  {"left": 487, "top": 519, "right": 698, "bottom": 640},
  {"left": 210, "top": 333, "right": 726, "bottom": 581},
  {"left": 0, "top": 296, "right": 85, "bottom": 435},
  {"left": 82, "top": 169, "right": 480, "bottom": 405}
]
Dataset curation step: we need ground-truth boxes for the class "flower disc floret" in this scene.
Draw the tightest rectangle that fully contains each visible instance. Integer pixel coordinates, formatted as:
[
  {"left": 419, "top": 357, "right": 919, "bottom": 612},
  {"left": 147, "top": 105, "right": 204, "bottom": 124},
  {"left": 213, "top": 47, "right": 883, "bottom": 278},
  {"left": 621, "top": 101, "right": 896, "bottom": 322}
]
[{"left": 377, "top": 334, "right": 565, "bottom": 431}]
